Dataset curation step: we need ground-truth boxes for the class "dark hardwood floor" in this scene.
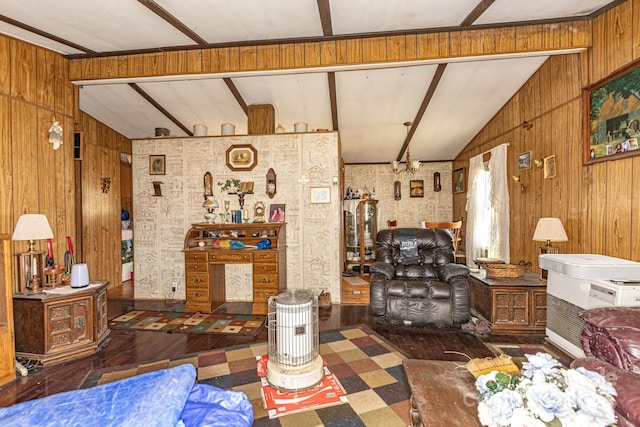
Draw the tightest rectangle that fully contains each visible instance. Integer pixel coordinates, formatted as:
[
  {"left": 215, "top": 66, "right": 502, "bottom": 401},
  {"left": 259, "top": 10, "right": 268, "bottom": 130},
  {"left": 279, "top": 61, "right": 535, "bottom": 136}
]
[{"left": 0, "top": 281, "right": 550, "bottom": 408}]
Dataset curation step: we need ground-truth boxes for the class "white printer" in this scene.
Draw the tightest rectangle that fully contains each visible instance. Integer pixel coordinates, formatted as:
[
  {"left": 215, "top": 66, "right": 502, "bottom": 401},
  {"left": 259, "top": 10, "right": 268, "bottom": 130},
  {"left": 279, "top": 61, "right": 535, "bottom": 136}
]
[{"left": 540, "top": 254, "right": 640, "bottom": 358}]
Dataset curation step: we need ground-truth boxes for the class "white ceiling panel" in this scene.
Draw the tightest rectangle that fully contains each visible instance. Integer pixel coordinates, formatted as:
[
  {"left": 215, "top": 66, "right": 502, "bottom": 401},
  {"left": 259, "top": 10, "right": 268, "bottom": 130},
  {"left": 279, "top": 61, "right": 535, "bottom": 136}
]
[
  {"left": 410, "top": 56, "right": 549, "bottom": 161},
  {"left": 336, "top": 65, "right": 439, "bottom": 164},
  {"left": 80, "top": 85, "right": 190, "bottom": 139},
  {"left": 475, "top": 0, "right": 614, "bottom": 24},
  {"left": 137, "top": 79, "right": 248, "bottom": 136},
  {"left": 232, "top": 73, "right": 333, "bottom": 133},
  {"left": 156, "top": 0, "right": 323, "bottom": 44},
  {"left": 0, "top": 22, "right": 85, "bottom": 55},
  {"left": 330, "top": 0, "right": 479, "bottom": 34},
  {"left": 0, "top": 0, "right": 193, "bottom": 53}
]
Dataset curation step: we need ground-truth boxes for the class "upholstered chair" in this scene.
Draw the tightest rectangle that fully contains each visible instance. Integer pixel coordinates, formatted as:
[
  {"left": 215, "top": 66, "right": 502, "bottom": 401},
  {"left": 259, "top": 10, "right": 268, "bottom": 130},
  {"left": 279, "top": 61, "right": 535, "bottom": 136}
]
[{"left": 369, "top": 228, "right": 471, "bottom": 325}]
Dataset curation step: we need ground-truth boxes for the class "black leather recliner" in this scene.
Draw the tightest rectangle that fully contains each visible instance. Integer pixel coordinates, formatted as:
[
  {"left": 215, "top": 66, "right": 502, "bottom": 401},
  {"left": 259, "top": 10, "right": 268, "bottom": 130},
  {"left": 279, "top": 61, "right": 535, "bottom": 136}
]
[{"left": 369, "top": 228, "right": 471, "bottom": 325}]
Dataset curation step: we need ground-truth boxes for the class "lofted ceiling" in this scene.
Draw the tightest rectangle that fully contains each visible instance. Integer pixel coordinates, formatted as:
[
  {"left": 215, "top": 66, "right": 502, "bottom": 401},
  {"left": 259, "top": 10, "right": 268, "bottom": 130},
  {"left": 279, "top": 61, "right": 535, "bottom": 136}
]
[{"left": 0, "top": 0, "right": 623, "bottom": 164}]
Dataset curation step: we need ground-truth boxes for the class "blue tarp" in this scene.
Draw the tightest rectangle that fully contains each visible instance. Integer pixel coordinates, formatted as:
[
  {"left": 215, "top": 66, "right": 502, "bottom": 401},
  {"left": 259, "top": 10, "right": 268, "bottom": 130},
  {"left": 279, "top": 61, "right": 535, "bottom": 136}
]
[{"left": 0, "top": 364, "right": 253, "bottom": 427}]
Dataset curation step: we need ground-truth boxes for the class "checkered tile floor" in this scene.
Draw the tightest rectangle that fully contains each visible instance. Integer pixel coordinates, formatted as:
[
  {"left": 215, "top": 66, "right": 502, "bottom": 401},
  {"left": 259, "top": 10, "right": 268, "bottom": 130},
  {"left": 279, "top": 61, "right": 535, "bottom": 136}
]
[{"left": 82, "top": 325, "right": 411, "bottom": 426}]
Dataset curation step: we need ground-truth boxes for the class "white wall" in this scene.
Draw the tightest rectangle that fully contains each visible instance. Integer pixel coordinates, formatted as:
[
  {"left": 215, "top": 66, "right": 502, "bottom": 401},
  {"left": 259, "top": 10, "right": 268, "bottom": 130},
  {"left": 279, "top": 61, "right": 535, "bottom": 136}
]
[
  {"left": 343, "top": 162, "right": 454, "bottom": 231},
  {"left": 132, "top": 132, "right": 342, "bottom": 301}
]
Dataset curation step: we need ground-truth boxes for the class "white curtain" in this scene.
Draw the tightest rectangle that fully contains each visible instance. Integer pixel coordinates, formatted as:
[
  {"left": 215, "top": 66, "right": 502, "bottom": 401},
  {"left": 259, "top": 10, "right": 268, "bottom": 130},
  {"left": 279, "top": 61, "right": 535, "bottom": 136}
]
[{"left": 465, "top": 143, "right": 510, "bottom": 266}]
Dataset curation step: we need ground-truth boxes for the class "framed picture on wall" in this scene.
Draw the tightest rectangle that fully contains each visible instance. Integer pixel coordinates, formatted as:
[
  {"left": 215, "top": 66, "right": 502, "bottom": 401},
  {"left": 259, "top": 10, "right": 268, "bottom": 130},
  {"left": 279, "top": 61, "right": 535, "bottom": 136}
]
[
  {"left": 518, "top": 151, "right": 531, "bottom": 170},
  {"left": 269, "top": 204, "right": 285, "bottom": 222},
  {"left": 409, "top": 180, "right": 424, "bottom": 198},
  {"left": 149, "top": 155, "right": 165, "bottom": 175},
  {"left": 453, "top": 167, "right": 466, "bottom": 193},
  {"left": 583, "top": 58, "right": 640, "bottom": 165},
  {"left": 226, "top": 144, "right": 258, "bottom": 171},
  {"left": 543, "top": 155, "right": 557, "bottom": 179},
  {"left": 310, "top": 187, "right": 331, "bottom": 203}
]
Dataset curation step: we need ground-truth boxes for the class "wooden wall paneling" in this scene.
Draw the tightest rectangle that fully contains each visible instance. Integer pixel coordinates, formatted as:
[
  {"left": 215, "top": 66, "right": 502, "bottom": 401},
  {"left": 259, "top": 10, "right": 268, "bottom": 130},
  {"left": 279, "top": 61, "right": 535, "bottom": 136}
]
[
  {"left": 10, "top": 40, "right": 36, "bottom": 103},
  {"left": 0, "top": 37, "right": 10, "bottom": 95},
  {"left": 143, "top": 52, "right": 164, "bottom": 76},
  {"left": 632, "top": 157, "right": 640, "bottom": 261},
  {"left": 515, "top": 25, "right": 543, "bottom": 52},
  {"left": 448, "top": 31, "right": 462, "bottom": 57},
  {"left": 605, "top": 159, "right": 633, "bottom": 259},
  {"left": 36, "top": 107, "right": 59, "bottom": 253},
  {"left": 494, "top": 27, "right": 516, "bottom": 54},
  {"left": 634, "top": 0, "right": 640, "bottom": 59},
  {"left": 127, "top": 55, "right": 144, "bottom": 78},
  {"left": 320, "top": 41, "right": 337, "bottom": 65},
  {"left": 61, "top": 115, "right": 76, "bottom": 258},
  {"left": 10, "top": 100, "right": 39, "bottom": 215},
  {"left": 606, "top": 0, "right": 634, "bottom": 71},
  {"left": 386, "top": 35, "right": 405, "bottom": 61},
  {"left": 304, "top": 42, "right": 321, "bottom": 67},
  {"left": 362, "top": 37, "right": 386, "bottom": 63},
  {"left": 334, "top": 40, "right": 348, "bottom": 65},
  {"left": 461, "top": 29, "right": 486, "bottom": 56},
  {"left": 417, "top": 33, "right": 441, "bottom": 59},
  {"left": 590, "top": 9, "right": 609, "bottom": 83},
  {"left": 257, "top": 45, "right": 280, "bottom": 69},
  {"left": 0, "top": 97, "right": 11, "bottom": 232},
  {"left": 279, "top": 44, "right": 296, "bottom": 69},
  {"left": 565, "top": 99, "right": 582, "bottom": 255},
  {"left": 346, "top": 39, "right": 362, "bottom": 64},
  {"left": 238, "top": 47, "right": 255, "bottom": 71},
  {"left": 405, "top": 35, "right": 418, "bottom": 60},
  {"left": 54, "top": 54, "right": 66, "bottom": 114},
  {"left": 36, "top": 49, "right": 56, "bottom": 110}
]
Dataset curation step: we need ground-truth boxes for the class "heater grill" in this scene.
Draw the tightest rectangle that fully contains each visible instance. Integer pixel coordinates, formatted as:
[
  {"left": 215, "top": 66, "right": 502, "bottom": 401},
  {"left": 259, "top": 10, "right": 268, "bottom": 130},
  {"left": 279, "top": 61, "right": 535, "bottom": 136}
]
[
  {"left": 546, "top": 294, "right": 585, "bottom": 352},
  {"left": 266, "top": 289, "right": 323, "bottom": 391}
]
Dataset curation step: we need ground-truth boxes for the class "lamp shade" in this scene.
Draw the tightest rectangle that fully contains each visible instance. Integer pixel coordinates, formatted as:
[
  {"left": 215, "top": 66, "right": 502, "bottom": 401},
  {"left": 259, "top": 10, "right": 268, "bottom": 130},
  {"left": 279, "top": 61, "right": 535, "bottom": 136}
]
[
  {"left": 202, "top": 195, "right": 219, "bottom": 210},
  {"left": 532, "top": 218, "right": 568, "bottom": 243},
  {"left": 12, "top": 214, "right": 54, "bottom": 242}
]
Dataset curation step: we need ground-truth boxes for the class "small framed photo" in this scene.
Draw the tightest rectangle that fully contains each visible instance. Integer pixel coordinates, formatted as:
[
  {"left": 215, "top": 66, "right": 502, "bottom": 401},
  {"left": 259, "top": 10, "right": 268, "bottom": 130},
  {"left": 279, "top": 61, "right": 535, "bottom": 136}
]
[
  {"left": 453, "top": 167, "right": 466, "bottom": 193},
  {"left": 518, "top": 151, "right": 531, "bottom": 170},
  {"left": 149, "top": 155, "right": 165, "bottom": 175},
  {"left": 310, "top": 187, "right": 331, "bottom": 203},
  {"left": 269, "top": 204, "right": 285, "bottom": 222},
  {"left": 543, "top": 155, "right": 557, "bottom": 179},
  {"left": 409, "top": 180, "right": 424, "bottom": 198},
  {"left": 226, "top": 144, "right": 258, "bottom": 171}
]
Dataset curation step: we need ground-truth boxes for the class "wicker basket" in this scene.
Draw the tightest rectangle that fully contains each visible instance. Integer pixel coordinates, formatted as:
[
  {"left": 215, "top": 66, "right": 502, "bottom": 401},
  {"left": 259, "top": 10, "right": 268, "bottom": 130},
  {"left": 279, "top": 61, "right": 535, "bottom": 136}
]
[{"left": 485, "top": 263, "right": 526, "bottom": 278}]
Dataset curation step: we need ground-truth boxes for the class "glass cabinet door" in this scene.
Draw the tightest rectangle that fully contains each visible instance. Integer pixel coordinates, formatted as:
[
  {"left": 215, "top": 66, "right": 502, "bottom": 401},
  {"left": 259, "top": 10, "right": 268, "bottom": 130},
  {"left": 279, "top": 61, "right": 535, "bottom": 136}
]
[{"left": 344, "top": 199, "right": 378, "bottom": 273}]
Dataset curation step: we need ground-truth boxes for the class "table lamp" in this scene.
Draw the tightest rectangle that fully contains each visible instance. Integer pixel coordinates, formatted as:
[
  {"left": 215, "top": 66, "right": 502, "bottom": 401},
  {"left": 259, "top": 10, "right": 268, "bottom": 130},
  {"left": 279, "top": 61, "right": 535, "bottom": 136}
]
[
  {"left": 532, "top": 217, "right": 568, "bottom": 281},
  {"left": 12, "top": 214, "right": 54, "bottom": 293},
  {"left": 203, "top": 195, "right": 220, "bottom": 223}
]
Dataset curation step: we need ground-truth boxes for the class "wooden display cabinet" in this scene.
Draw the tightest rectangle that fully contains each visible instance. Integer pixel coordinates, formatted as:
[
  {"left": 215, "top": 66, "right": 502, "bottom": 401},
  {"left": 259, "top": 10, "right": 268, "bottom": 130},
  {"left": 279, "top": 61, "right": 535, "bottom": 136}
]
[
  {"left": 469, "top": 271, "right": 547, "bottom": 334},
  {"left": 0, "top": 234, "right": 16, "bottom": 386},
  {"left": 13, "top": 281, "right": 110, "bottom": 365},
  {"left": 343, "top": 199, "right": 378, "bottom": 274},
  {"left": 183, "top": 222, "right": 287, "bottom": 312}
]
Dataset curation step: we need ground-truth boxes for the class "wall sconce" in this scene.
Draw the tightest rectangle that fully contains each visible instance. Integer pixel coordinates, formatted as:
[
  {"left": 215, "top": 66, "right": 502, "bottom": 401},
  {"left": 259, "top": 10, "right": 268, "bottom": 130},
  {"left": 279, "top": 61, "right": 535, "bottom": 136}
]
[
  {"left": 152, "top": 181, "right": 163, "bottom": 196},
  {"left": 266, "top": 168, "right": 276, "bottom": 199},
  {"left": 101, "top": 177, "right": 111, "bottom": 193},
  {"left": 393, "top": 181, "right": 401, "bottom": 200},
  {"left": 533, "top": 158, "right": 543, "bottom": 168},
  {"left": 433, "top": 172, "right": 441, "bottom": 192},
  {"left": 512, "top": 175, "right": 525, "bottom": 193}
]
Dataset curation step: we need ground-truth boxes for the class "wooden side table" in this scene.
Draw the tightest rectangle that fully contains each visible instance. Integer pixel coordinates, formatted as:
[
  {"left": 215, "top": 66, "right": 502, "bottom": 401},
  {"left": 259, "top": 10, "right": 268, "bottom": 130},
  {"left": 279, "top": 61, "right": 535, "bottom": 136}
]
[
  {"left": 469, "top": 271, "right": 546, "bottom": 334},
  {"left": 403, "top": 359, "right": 481, "bottom": 427}
]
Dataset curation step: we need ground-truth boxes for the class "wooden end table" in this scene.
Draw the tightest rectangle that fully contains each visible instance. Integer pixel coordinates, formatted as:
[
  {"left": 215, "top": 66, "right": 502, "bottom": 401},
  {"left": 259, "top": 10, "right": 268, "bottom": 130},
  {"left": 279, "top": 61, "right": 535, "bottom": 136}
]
[{"left": 403, "top": 359, "right": 481, "bottom": 427}]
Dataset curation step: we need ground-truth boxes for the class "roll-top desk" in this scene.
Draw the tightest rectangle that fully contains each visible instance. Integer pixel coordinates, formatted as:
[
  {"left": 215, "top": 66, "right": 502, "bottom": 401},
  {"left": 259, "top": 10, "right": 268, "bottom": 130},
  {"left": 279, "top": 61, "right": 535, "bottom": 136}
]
[{"left": 183, "top": 223, "right": 287, "bottom": 313}]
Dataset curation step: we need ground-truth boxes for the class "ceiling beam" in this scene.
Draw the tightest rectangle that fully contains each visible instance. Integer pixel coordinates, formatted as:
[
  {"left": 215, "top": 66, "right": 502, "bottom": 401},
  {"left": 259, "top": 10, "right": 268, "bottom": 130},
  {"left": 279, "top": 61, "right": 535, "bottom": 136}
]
[
  {"left": 316, "top": 0, "right": 333, "bottom": 36},
  {"left": 0, "top": 14, "right": 95, "bottom": 54},
  {"left": 460, "top": 0, "right": 496, "bottom": 26},
  {"left": 223, "top": 78, "right": 248, "bottom": 115},
  {"left": 137, "top": 0, "right": 208, "bottom": 45},
  {"left": 396, "top": 64, "right": 447, "bottom": 162},
  {"left": 327, "top": 72, "right": 338, "bottom": 130},
  {"left": 128, "top": 83, "right": 193, "bottom": 136}
]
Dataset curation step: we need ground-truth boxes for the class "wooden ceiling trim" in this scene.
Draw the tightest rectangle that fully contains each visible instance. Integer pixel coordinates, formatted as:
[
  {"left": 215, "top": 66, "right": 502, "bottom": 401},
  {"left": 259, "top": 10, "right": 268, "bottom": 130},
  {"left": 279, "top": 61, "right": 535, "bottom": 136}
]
[
  {"left": 396, "top": 63, "right": 447, "bottom": 162},
  {"left": 0, "top": 14, "right": 95, "bottom": 54},
  {"left": 69, "top": 21, "right": 591, "bottom": 81},
  {"left": 136, "top": 0, "right": 208, "bottom": 46},
  {"left": 128, "top": 83, "right": 193, "bottom": 136},
  {"left": 460, "top": 0, "right": 496, "bottom": 27}
]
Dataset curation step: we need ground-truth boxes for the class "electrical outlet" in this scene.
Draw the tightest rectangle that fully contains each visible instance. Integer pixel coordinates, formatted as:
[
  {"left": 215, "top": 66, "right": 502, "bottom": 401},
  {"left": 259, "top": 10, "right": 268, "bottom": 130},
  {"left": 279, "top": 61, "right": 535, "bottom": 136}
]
[{"left": 172, "top": 281, "right": 178, "bottom": 292}]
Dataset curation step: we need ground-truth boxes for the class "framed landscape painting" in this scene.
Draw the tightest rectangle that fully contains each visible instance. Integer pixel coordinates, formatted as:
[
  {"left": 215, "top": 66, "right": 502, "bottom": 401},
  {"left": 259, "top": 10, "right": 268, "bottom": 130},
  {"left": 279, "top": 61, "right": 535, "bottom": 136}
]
[{"left": 583, "top": 58, "right": 640, "bottom": 165}]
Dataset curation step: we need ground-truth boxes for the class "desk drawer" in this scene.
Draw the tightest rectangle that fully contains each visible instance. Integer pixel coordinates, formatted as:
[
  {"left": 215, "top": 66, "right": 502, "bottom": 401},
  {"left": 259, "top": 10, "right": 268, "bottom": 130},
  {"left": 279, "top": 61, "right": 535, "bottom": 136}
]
[
  {"left": 186, "top": 273, "right": 209, "bottom": 289},
  {"left": 253, "top": 289, "right": 278, "bottom": 303},
  {"left": 187, "top": 288, "right": 210, "bottom": 302},
  {"left": 253, "top": 251, "right": 278, "bottom": 263},
  {"left": 209, "top": 252, "right": 252, "bottom": 263},
  {"left": 185, "top": 252, "right": 208, "bottom": 263},
  {"left": 254, "top": 263, "right": 278, "bottom": 274},
  {"left": 185, "top": 262, "right": 208, "bottom": 273},
  {"left": 253, "top": 274, "right": 278, "bottom": 288}
]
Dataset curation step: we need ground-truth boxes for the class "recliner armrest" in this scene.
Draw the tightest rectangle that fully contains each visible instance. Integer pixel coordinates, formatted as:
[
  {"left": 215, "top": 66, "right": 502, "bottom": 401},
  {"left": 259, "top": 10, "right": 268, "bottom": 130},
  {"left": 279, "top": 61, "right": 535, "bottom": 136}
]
[
  {"left": 370, "top": 262, "right": 395, "bottom": 280},
  {"left": 437, "top": 263, "right": 469, "bottom": 282}
]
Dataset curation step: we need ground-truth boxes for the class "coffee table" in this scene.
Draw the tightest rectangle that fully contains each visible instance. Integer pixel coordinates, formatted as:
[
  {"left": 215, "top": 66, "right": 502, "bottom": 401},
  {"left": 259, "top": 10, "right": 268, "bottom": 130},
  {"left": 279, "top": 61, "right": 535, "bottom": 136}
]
[{"left": 403, "top": 359, "right": 482, "bottom": 426}]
